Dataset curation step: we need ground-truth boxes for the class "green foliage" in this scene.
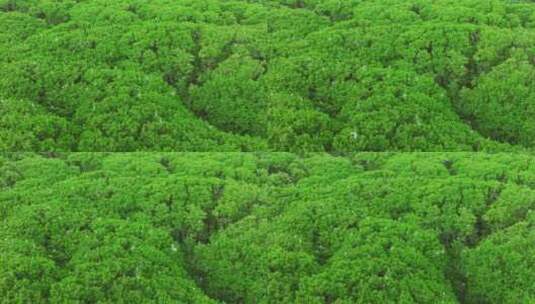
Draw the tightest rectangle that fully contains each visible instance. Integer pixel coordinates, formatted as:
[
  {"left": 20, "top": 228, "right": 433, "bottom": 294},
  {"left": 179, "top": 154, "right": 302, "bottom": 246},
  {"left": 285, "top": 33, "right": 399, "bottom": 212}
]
[
  {"left": 1, "top": 0, "right": 534, "bottom": 151},
  {"left": 461, "top": 57, "right": 535, "bottom": 146},
  {"left": 190, "top": 55, "right": 268, "bottom": 136},
  {"left": 462, "top": 214, "right": 535, "bottom": 304},
  {"left": 0, "top": 99, "right": 74, "bottom": 151},
  {"left": 2, "top": 152, "right": 535, "bottom": 303},
  {"left": 296, "top": 218, "right": 455, "bottom": 304}
]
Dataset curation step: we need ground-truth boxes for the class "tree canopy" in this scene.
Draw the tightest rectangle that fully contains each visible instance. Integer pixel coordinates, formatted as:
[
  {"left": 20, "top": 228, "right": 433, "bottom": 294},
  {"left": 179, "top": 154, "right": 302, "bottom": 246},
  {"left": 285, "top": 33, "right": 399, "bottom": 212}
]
[
  {"left": 1, "top": 152, "right": 535, "bottom": 303},
  {"left": 1, "top": 0, "right": 534, "bottom": 151}
]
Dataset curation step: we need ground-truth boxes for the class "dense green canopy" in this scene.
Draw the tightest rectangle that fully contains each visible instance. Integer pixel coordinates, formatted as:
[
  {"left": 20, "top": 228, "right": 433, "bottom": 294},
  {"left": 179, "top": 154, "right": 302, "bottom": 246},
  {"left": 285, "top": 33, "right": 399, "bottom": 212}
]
[
  {"left": 1, "top": 0, "right": 534, "bottom": 151},
  {"left": 1, "top": 152, "right": 534, "bottom": 303}
]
